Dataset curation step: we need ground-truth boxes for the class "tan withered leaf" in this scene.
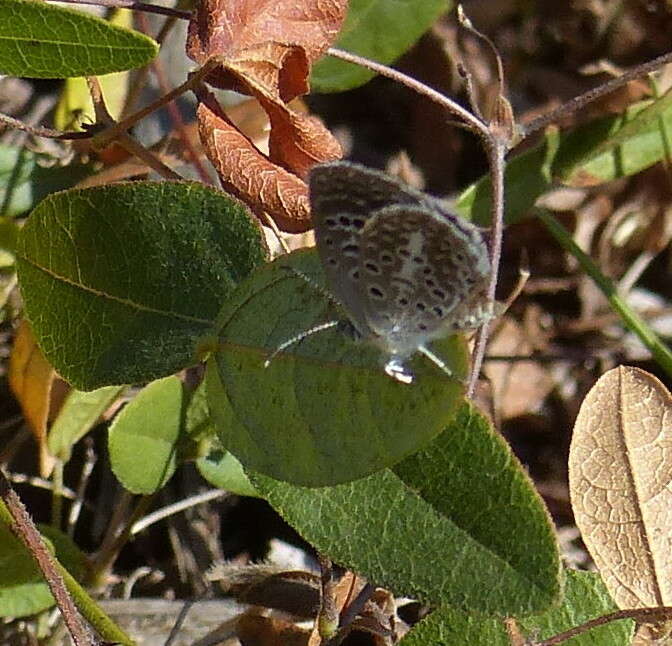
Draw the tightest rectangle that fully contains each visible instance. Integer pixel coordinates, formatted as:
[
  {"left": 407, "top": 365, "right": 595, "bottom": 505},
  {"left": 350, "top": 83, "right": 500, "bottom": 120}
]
[
  {"left": 569, "top": 366, "right": 672, "bottom": 609},
  {"left": 187, "top": 0, "right": 346, "bottom": 231}
]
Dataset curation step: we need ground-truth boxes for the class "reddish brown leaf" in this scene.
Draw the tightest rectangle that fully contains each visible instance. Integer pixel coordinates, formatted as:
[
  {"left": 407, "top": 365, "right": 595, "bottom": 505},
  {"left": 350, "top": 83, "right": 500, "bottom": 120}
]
[
  {"left": 197, "top": 90, "right": 312, "bottom": 232},
  {"left": 188, "top": 0, "right": 345, "bottom": 229},
  {"left": 186, "top": 0, "right": 346, "bottom": 71}
]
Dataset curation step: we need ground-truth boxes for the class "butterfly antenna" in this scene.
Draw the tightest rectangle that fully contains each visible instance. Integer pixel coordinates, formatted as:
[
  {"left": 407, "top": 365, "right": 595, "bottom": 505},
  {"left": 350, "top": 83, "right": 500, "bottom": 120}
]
[
  {"left": 264, "top": 320, "right": 340, "bottom": 368},
  {"left": 418, "top": 345, "right": 453, "bottom": 378}
]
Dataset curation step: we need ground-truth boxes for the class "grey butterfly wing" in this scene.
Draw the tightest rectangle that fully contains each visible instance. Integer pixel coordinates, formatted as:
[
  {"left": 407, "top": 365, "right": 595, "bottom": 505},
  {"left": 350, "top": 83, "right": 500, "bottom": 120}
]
[
  {"left": 357, "top": 203, "right": 491, "bottom": 359},
  {"left": 309, "top": 161, "right": 435, "bottom": 335}
]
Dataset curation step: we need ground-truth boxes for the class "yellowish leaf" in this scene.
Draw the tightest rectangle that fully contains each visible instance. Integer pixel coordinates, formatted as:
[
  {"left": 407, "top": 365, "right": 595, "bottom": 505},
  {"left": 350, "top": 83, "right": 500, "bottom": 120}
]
[
  {"left": 569, "top": 366, "right": 672, "bottom": 609},
  {"left": 9, "top": 320, "right": 57, "bottom": 476}
]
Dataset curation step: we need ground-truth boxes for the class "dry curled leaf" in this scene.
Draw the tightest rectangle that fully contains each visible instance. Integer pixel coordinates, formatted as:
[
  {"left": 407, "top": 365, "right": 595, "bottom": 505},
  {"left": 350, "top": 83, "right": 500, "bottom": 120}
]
[
  {"left": 569, "top": 366, "right": 672, "bottom": 609},
  {"left": 197, "top": 89, "right": 312, "bottom": 232},
  {"left": 187, "top": 0, "right": 346, "bottom": 231}
]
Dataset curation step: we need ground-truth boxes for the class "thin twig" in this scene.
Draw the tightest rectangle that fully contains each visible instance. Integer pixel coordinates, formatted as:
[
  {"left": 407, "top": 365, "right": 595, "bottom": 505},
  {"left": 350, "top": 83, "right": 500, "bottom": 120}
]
[
  {"left": 522, "top": 50, "right": 672, "bottom": 138},
  {"left": 0, "top": 112, "right": 91, "bottom": 140},
  {"left": 47, "top": 0, "right": 191, "bottom": 20},
  {"left": 534, "top": 606, "right": 672, "bottom": 646},
  {"left": 131, "top": 489, "right": 229, "bottom": 535},
  {"left": 0, "top": 469, "right": 95, "bottom": 646},
  {"left": 468, "top": 138, "right": 507, "bottom": 395},
  {"left": 326, "top": 47, "right": 489, "bottom": 138},
  {"left": 67, "top": 440, "right": 97, "bottom": 537}
]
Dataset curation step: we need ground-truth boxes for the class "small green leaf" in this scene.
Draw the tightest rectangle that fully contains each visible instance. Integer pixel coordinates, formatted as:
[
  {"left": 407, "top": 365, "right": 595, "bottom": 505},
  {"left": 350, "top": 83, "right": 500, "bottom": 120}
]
[
  {"left": 16, "top": 181, "right": 268, "bottom": 389},
  {"left": 251, "top": 402, "right": 561, "bottom": 615},
  {"left": 208, "top": 249, "right": 468, "bottom": 486},
  {"left": 0, "top": 523, "right": 86, "bottom": 618},
  {"left": 0, "top": 0, "right": 158, "bottom": 78},
  {"left": 108, "top": 376, "right": 182, "bottom": 494},
  {"left": 460, "top": 95, "right": 672, "bottom": 226},
  {"left": 48, "top": 386, "right": 124, "bottom": 462},
  {"left": 0, "top": 144, "right": 92, "bottom": 218},
  {"left": 311, "top": 0, "right": 449, "bottom": 92},
  {"left": 197, "top": 450, "right": 259, "bottom": 498},
  {"left": 401, "top": 570, "right": 634, "bottom": 646}
]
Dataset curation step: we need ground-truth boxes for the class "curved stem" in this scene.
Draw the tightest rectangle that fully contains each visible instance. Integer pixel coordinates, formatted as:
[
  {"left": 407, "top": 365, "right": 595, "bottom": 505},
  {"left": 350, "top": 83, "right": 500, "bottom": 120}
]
[
  {"left": 325, "top": 47, "right": 489, "bottom": 138},
  {"left": 468, "top": 138, "right": 507, "bottom": 395}
]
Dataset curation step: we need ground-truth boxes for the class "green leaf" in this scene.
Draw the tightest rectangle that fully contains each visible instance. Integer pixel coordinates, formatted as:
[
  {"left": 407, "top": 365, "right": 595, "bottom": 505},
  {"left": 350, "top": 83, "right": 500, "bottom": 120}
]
[
  {"left": 311, "top": 0, "right": 449, "bottom": 93},
  {"left": 0, "top": 144, "right": 93, "bottom": 219},
  {"left": 48, "top": 386, "right": 124, "bottom": 462},
  {"left": 0, "top": 523, "right": 86, "bottom": 618},
  {"left": 460, "top": 95, "right": 672, "bottom": 226},
  {"left": 184, "top": 380, "right": 259, "bottom": 496},
  {"left": 16, "top": 181, "right": 268, "bottom": 389},
  {"left": 401, "top": 570, "right": 634, "bottom": 646},
  {"left": 197, "top": 449, "right": 259, "bottom": 498},
  {"left": 108, "top": 376, "right": 182, "bottom": 494},
  {"left": 0, "top": 0, "right": 158, "bottom": 78},
  {"left": 251, "top": 402, "right": 561, "bottom": 615},
  {"left": 208, "top": 249, "right": 468, "bottom": 486}
]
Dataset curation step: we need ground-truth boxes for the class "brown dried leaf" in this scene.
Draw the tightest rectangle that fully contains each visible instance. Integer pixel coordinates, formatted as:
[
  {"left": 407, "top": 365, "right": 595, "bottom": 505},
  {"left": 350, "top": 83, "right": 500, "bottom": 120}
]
[
  {"left": 197, "top": 90, "right": 312, "bottom": 233},
  {"left": 569, "top": 366, "right": 672, "bottom": 609},
  {"left": 484, "top": 317, "right": 553, "bottom": 419}
]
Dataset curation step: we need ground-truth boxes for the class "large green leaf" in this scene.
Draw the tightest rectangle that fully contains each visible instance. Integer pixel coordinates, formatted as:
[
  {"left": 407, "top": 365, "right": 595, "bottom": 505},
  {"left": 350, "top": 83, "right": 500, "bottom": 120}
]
[
  {"left": 16, "top": 181, "right": 267, "bottom": 389},
  {"left": 108, "top": 376, "right": 182, "bottom": 494},
  {"left": 459, "top": 93, "right": 672, "bottom": 226},
  {"left": 311, "top": 0, "right": 449, "bottom": 92},
  {"left": 207, "top": 249, "right": 468, "bottom": 486},
  {"left": 251, "top": 402, "right": 561, "bottom": 615},
  {"left": 401, "top": 570, "right": 634, "bottom": 646},
  {"left": 0, "top": 0, "right": 157, "bottom": 78}
]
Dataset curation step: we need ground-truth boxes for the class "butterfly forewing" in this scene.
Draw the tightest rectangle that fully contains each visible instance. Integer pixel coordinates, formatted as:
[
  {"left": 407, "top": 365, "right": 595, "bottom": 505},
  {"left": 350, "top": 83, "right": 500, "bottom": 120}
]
[{"left": 309, "top": 162, "right": 435, "bottom": 335}]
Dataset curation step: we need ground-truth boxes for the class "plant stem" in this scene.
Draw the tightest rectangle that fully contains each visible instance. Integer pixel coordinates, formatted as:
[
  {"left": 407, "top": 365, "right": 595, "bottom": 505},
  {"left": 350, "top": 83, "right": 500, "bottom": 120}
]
[
  {"left": 0, "top": 469, "right": 94, "bottom": 646},
  {"left": 535, "top": 606, "right": 672, "bottom": 645},
  {"left": 539, "top": 211, "right": 672, "bottom": 379},
  {"left": 325, "top": 47, "right": 489, "bottom": 138}
]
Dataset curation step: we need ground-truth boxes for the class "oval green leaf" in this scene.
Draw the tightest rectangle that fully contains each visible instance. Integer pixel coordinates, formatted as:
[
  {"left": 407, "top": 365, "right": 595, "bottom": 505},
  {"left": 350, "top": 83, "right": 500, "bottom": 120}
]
[
  {"left": 16, "top": 181, "right": 268, "bottom": 389},
  {"left": 401, "top": 570, "right": 634, "bottom": 646},
  {"left": 0, "top": 0, "right": 158, "bottom": 78},
  {"left": 311, "top": 0, "right": 449, "bottom": 93},
  {"left": 208, "top": 249, "right": 468, "bottom": 487},
  {"left": 197, "top": 450, "right": 259, "bottom": 498},
  {"left": 108, "top": 376, "right": 183, "bottom": 494},
  {"left": 251, "top": 402, "right": 561, "bottom": 615}
]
